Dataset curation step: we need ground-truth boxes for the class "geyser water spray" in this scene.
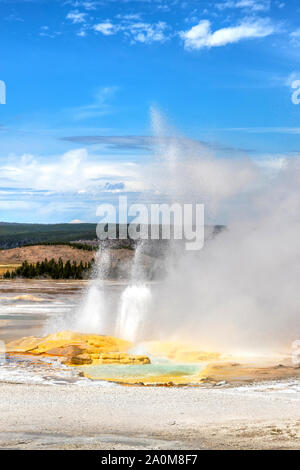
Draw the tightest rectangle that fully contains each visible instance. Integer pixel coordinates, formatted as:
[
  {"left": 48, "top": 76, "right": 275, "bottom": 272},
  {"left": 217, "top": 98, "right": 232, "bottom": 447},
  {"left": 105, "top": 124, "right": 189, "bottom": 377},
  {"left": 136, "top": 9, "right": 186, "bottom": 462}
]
[
  {"left": 74, "top": 248, "right": 111, "bottom": 334},
  {"left": 46, "top": 248, "right": 114, "bottom": 335},
  {"left": 115, "top": 242, "right": 152, "bottom": 342},
  {"left": 56, "top": 107, "right": 300, "bottom": 355},
  {"left": 115, "top": 284, "right": 152, "bottom": 342}
]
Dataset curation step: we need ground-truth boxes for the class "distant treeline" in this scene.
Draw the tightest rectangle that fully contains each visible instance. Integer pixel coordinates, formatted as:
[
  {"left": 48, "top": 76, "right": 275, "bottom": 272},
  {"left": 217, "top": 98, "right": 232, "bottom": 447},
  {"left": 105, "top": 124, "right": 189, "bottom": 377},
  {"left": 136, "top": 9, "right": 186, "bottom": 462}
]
[
  {"left": 0, "top": 222, "right": 226, "bottom": 250},
  {"left": 0, "top": 223, "right": 98, "bottom": 249},
  {"left": 3, "top": 258, "right": 94, "bottom": 280},
  {"left": 22, "top": 241, "right": 98, "bottom": 252},
  {"left": 0, "top": 223, "right": 138, "bottom": 249},
  {"left": 0, "top": 223, "right": 135, "bottom": 249}
]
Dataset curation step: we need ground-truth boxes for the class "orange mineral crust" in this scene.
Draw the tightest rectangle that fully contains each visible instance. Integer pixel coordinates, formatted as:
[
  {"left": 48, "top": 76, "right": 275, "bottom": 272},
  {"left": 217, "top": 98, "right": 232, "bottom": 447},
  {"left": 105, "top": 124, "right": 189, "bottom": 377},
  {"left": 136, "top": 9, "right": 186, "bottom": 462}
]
[
  {"left": 6, "top": 331, "right": 150, "bottom": 366},
  {"left": 6, "top": 332, "right": 300, "bottom": 386}
]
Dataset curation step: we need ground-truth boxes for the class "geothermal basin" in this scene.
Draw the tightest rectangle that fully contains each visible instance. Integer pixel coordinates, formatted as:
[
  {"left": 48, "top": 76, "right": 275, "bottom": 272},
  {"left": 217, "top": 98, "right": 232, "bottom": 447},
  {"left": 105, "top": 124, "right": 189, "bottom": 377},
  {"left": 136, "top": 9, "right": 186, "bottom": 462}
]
[{"left": 1, "top": 279, "right": 300, "bottom": 388}]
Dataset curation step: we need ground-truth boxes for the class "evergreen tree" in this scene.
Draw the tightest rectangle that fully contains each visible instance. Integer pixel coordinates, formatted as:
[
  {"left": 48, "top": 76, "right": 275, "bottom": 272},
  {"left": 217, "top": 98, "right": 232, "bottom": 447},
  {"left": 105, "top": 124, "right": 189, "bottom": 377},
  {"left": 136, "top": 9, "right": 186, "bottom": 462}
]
[{"left": 4, "top": 257, "right": 93, "bottom": 280}]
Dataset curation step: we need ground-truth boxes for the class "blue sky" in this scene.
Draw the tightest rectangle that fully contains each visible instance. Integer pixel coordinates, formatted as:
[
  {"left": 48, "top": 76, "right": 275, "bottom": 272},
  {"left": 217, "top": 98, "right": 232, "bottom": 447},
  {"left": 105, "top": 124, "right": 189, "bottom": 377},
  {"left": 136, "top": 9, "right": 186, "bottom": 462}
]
[{"left": 0, "top": 0, "right": 300, "bottom": 223}]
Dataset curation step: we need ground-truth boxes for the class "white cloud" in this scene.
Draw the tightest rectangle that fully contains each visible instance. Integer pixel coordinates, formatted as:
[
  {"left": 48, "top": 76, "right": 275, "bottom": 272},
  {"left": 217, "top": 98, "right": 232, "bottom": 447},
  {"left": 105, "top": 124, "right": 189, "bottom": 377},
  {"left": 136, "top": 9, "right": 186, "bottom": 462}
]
[
  {"left": 180, "top": 18, "right": 276, "bottom": 50},
  {"left": 126, "top": 21, "right": 168, "bottom": 44},
  {"left": 285, "top": 72, "right": 300, "bottom": 87},
  {"left": 291, "top": 29, "right": 300, "bottom": 38},
  {"left": 216, "top": 0, "right": 270, "bottom": 11},
  {"left": 92, "top": 19, "right": 168, "bottom": 44},
  {"left": 290, "top": 29, "right": 300, "bottom": 46},
  {"left": 0, "top": 201, "right": 34, "bottom": 210},
  {"left": 65, "top": 0, "right": 99, "bottom": 10},
  {"left": 66, "top": 10, "right": 87, "bottom": 24},
  {"left": 93, "top": 21, "right": 117, "bottom": 36},
  {"left": 81, "top": 1, "right": 98, "bottom": 10},
  {"left": 116, "top": 13, "right": 142, "bottom": 21},
  {"left": 0, "top": 149, "right": 140, "bottom": 194},
  {"left": 39, "top": 25, "right": 62, "bottom": 38}
]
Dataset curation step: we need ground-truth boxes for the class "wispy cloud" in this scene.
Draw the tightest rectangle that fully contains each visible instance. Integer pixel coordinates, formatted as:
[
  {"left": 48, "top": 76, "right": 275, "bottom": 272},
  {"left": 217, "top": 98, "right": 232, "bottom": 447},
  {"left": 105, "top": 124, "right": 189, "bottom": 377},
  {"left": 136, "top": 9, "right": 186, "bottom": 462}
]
[
  {"left": 92, "top": 19, "right": 169, "bottom": 44},
  {"left": 61, "top": 135, "right": 251, "bottom": 155},
  {"left": 116, "top": 13, "right": 142, "bottom": 21},
  {"left": 62, "top": 135, "right": 154, "bottom": 150},
  {"left": 4, "top": 13, "right": 24, "bottom": 22},
  {"left": 77, "top": 30, "right": 87, "bottom": 37},
  {"left": 290, "top": 28, "right": 300, "bottom": 46},
  {"left": 285, "top": 72, "right": 300, "bottom": 87},
  {"left": 93, "top": 21, "right": 117, "bottom": 36},
  {"left": 125, "top": 21, "right": 168, "bottom": 44},
  {"left": 221, "top": 127, "right": 300, "bottom": 134},
  {"left": 66, "top": 10, "right": 87, "bottom": 24},
  {"left": 290, "top": 30, "right": 300, "bottom": 38},
  {"left": 65, "top": 1, "right": 100, "bottom": 10},
  {"left": 80, "top": 1, "right": 99, "bottom": 10},
  {"left": 39, "top": 25, "right": 62, "bottom": 38},
  {"left": 216, "top": 0, "right": 271, "bottom": 12},
  {"left": 66, "top": 86, "right": 119, "bottom": 121},
  {"left": 64, "top": 3, "right": 278, "bottom": 49},
  {"left": 180, "top": 17, "right": 276, "bottom": 50}
]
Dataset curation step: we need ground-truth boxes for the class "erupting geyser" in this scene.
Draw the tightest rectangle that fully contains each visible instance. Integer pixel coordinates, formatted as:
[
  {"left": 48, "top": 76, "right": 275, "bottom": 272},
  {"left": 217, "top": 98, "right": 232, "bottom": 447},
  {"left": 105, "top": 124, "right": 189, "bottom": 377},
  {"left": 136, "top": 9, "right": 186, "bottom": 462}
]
[
  {"left": 75, "top": 249, "right": 111, "bottom": 334},
  {"left": 115, "top": 242, "right": 152, "bottom": 342},
  {"left": 48, "top": 108, "right": 300, "bottom": 357},
  {"left": 75, "top": 283, "right": 107, "bottom": 334},
  {"left": 116, "top": 284, "right": 152, "bottom": 342}
]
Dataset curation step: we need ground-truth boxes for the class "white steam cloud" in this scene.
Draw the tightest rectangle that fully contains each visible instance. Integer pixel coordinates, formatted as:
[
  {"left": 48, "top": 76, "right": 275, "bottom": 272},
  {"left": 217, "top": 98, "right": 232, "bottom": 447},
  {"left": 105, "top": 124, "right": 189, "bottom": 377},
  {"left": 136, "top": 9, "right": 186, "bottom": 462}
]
[
  {"left": 140, "top": 109, "right": 300, "bottom": 354},
  {"left": 59, "top": 109, "right": 300, "bottom": 356}
]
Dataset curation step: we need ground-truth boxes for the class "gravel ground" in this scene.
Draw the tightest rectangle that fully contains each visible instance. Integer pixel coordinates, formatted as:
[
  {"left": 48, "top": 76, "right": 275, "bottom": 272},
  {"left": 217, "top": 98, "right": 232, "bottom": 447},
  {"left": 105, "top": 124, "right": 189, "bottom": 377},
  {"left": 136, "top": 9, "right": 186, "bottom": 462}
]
[{"left": 1, "top": 382, "right": 300, "bottom": 449}]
